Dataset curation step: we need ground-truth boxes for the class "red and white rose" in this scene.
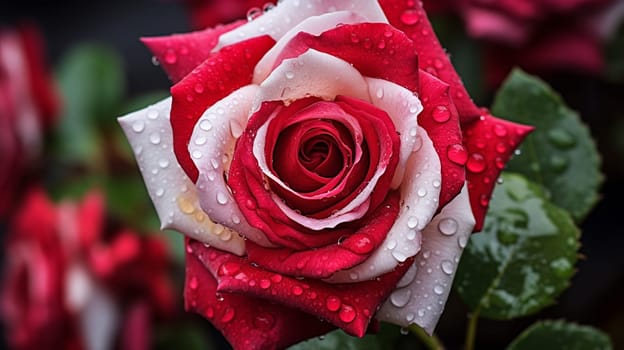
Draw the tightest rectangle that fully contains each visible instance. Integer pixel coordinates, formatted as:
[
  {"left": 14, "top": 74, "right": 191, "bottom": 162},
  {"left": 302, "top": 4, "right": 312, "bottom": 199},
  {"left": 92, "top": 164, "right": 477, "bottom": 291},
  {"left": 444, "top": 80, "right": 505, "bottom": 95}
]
[
  {"left": 120, "top": 0, "right": 531, "bottom": 348},
  {"left": 1, "top": 189, "right": 175, "bottom": 350},
  {"left": 0, "top": 26, "right": 59, "bottom": 218}
]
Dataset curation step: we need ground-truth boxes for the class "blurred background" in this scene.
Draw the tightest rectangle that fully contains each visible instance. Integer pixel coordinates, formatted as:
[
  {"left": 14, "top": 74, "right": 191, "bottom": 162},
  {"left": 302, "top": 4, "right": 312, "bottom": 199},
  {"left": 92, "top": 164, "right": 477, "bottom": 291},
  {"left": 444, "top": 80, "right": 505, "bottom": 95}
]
[{"left": 1, "top": 0, "right": 623, "bottom": 349}]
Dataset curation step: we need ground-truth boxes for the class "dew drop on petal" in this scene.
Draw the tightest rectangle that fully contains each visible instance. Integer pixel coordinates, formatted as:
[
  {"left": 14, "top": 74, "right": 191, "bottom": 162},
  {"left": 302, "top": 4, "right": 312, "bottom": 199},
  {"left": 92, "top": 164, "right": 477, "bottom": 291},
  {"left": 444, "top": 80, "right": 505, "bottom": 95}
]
[
  {"left": 466, "top": 153, "right": 487, "bottom": 173},
  {"left": 438, "top": 218, "right": 458, "bottom": 236},
  {"left": 221, "top": 307, "right": 236, "bottom": 323},
  {"left": 259, "top": 279, "right": 271, "bottom": 289},
  {"left": 392, "top": 250, "right": 408, "bottom": 262},
  {"left": 326, "top": 296, "right": 341, "bottom": 312},
  {"left": 433, "top": 285, "right": 444, "bottom": 295},
  {"left": 216, "top": 192, "right": 228, "bottom": 205},
  {"left": 132, "top": 120, "right": 145, "bottom": 133},
  {"left": 338, "top": 304, "right": 356, "bottom": 323},
  {"left": 253, "top": 312, "right": 275, "bottom": 330},
  {"left": 458, "top": 235, "right": 468, "bottom": 248},
  {"left": 230, "top": 120, "right": 243, "bottom": 138},
  {"left": 432, "top": 105, "right": 450, "bottom": 123},
  {"left": 199, "top": 120, "right": 213, "bottom": 131},
  {"left": 390, "top": 288, "right": 412, "bottom": 308},
  {"left": 447, "top": 144, "right": 468, "bottom": 165},
  {"left": 400, "top": 9, "right": 420, "bottom": 25},
  {"left": 441, "top": 260, "right": 454, "bottom": 275},
  {"left": 189, "top": 276, "right": 198, "bottom": 290},
  {"left": 407, "top": 216, "right": 419, "bottom": 229},
  {"left": 292, "top": 285, "right": 303, "bottom": 296},
  {"left": 149, "top": 133, "right": 161, "bottom": 145}
]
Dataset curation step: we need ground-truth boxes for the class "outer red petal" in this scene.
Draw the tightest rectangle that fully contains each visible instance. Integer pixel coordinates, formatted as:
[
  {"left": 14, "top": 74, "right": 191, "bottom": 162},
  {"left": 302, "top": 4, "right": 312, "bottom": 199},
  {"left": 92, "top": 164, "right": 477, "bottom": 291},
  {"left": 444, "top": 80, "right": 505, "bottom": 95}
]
[
  {"left": 141, "top": 21, "right": 243, "bottom": 83},
  {"left": 462, "top": 111, "right": 533, "bottom": 231},
  {"left": 379, "top": 0, "right": 482, "bottom": 123},
  {"left": 185, "top": 240, "right": 334, "bottom": 350},
  {"left": 418, "top": 70, "right": 465, "bottom": 209},
  {"left": 170, "top": 35, "right": 275, "bottom": 181},
  {"left": 273, "top": 23, "right": 419, "bottom": 93},
  {"left": 189, "top": 240, "right": 412, "bottom": 338},
  {"left": 245, "top": 192, "right": 400, "bottom": 279}
]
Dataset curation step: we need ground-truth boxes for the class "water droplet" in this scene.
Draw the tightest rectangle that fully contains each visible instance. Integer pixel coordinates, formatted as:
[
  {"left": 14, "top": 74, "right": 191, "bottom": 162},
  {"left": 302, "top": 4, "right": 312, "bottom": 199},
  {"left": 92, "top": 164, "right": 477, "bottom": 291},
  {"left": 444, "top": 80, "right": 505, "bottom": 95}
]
[
  {"left": 493, "top": 124, "right": 508, "bottom": 137},
  {"left": 194, "top": 136, "right": 207, "bottom": 145},
  {"left": 412, "top": 135, "right": 423, "bottom": 152},
  {"left": 409, "top": 127, "right": 418, "bottom": 137},
  {"left": 406, "top": 313, "right": 415, "bottom": 322},
  {"left": 547, "top": 129, "right": 576, "bottom": 149},
  {"left": 188, "top": 276, "right": 199, "bottom": 290},
  {"left": 216, "top": 192, "right": 228, "bottom": 205},
  {"left": 387, "top": 239, "right": 398, "bottom": 250},
  {"left": 400, "top": 9, "right": 420, "bottom": 25},
  {"left": 205, "top": 306, "right": 214, "bottom": 319},
  {"left": 247, "top": 7, "right": 262, "bottom": 21},
  {"left": 164, "top": 49, "right": 177, "bottom": 64},
  {"left": 194, "top": 83, "right": 204, "bottom": 94},
  {"left": 338, "top": 304, "right": 356, "bottom": 323},
  {"left": 253, "top": 312, "right": 275, "bottom": 330},
  {"left": 344, "top": 233, "right": 374, "bottom": 254},
  {"left": 376, "top": 87, "right": 384, "bottom": 99},
  {"left": 417, "top": 187, "right": 427, "bottom": 197},
  {"left": 447, "top": 144, "right": 468, "bottom": 165},
  {"left": 291, "top": 285, "right": 303, "bottom": 296},
  {"left": 285, "top": 71, "right": 295, "bottom": 79},
  {"left": 441, "top": 260, "right": 454, "bottom": 275},
  {"left": 407, "top": 216, "right": 419, "bottom": 229},
  {"left": 326, "top": 296, "right": 341, "bottom": 312},
  {"left": 392, "top": 250, "right": 408, "bottom": 262},
  {"left": 390, "top": 288, "right": 412, "bottom": 308},
  {"left": 147, "top": 109, "right": 158, "bottom": 119},
  {"left": 458, "top": 235, "right": 468, "bottom": 248},
  {"left": 417, "top": 309, "right": 425, "bottom": 317},
  {"left": 155, "top": 188, "right": 164, "bottom": 197},
  {"left": 132, "top": 120, "right": 145, "bottom": 133},
  {"left": 230, "top": 120, "right": 243, "bottom": 138},
  {"left": 433, "top": 180, "right": 441, "bottom": 188},
  {"left": 260, "top": 279, "right": 271, "bottom": 289},
  {"left": 159, "top": 159, "right": 169, "bottom": 168},
  {"left": 423, "top": 250, "right": 431, "bottom": 259},
  {"left": 438, "top": 218, "right": 458, "bottom": 236},
  {"left": 466, "top": 153, "right": 487, "bottom": 173},
  {"left": 149, "top": 133, "right": 161, "bottom": 145},
  {"left": 221, "top": 307, "right": 235, "bottom": 323},
  {"left": 199, "top": 120, "right": 213, "bottom": 131},
  {"left": 151, "top": 56, "right": 160, "bottom": 66},
  {"left": 177, "top": 196, "right": 195, "bottom": 214},
  {"left": 191, "top": 150, "right": 202, "bottom": 159},
  {"left": 433, "top": 285, "right": 444, "bottom": 295},
  {"left": 432, "top": 105, "right": 450, "bottom": 123}
]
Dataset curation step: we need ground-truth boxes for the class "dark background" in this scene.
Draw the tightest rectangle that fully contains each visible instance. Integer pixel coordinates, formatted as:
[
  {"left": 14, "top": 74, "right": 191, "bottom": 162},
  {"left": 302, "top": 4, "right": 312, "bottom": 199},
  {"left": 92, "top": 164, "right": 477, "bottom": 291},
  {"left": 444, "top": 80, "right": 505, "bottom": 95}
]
[{"left": 2, "top": 1, "right": 623, "bottom": 349}]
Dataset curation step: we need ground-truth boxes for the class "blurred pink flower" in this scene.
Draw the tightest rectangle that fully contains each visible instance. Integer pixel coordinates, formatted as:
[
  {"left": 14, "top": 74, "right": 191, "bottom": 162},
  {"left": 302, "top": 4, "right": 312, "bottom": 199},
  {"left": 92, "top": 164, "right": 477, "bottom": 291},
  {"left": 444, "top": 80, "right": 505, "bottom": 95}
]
[
  {"left": 1, "top": 189, "right": 175, "bottom": 350},
  {"left": 0, "top": 26, "right": 59, "bottom": 218},
  {"left": 424, "top": 0, "right": 622, "bottom": 83}
]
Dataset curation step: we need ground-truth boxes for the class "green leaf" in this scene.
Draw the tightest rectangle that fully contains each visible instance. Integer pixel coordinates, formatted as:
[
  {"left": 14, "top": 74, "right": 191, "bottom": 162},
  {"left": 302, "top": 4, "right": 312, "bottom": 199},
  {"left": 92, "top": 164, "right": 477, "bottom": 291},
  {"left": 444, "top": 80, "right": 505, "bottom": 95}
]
[
  {"left": 289, "top": 323, "right": 408, "bottom": 350},
  {"left": 455, "top": 174, "right": 580, "bottom": 319},
  {"left": 507, "top": 320, "right": 612, "bottom": 350},
  {"left": 491, "top": 69, "right": 602, "bottom": 222},
  {"left": 54, "top": 45, "right": 125, "bottom": 163}
]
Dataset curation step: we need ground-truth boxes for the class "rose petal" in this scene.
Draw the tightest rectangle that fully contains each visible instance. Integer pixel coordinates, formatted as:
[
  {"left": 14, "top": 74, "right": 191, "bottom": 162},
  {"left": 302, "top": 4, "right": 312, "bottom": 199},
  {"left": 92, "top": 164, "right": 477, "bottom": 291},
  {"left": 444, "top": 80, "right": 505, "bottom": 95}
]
[
  {"left": 273, "top": 23, "right": 420, "bottom": 94},
  {"left": 185, "top": 241, "right": 335, "bottom": 350},
  {"left": 190, "top": 85, "right": 274, "bottom": 247},
  {"left": 118, "top": 98, "right": 246, "bottom": 255},
  {"left": 327, "top": 127, "right": 441, "bottom": 283},
  {"left": 377, "top": 185, "right": 474, "bottom": 334},
  {"left": 253, "top": 11, "right": 370, "bottom": 82},
  {"left": 170, "top": 35, "right": 275, "bottom": 182},
  {"left": 379, "top": 0, "right": 481, "bottom": 123},
  {"left": 215, "top": 0, "right": 388, "bottom": 50},
  {"left": 418, "top": 70, "right": 465, "bottom": 209},
  {"left": 245, "top": 192, "right": 400, "bottom": 279},
  {"left": 142, "top": 21, "right": 244, "bottom": 83},
  {"left": 462, "top": 111, "right": 533, "bottom": 231},
  {"left": 364, "top": 77, "right": 422, "bottom": 188},
  {"left": 254, "top": 49, "right": 370, "bottom": 110},
  {"left": 190, "top": 240, "right": 412, "bottom": 337}
]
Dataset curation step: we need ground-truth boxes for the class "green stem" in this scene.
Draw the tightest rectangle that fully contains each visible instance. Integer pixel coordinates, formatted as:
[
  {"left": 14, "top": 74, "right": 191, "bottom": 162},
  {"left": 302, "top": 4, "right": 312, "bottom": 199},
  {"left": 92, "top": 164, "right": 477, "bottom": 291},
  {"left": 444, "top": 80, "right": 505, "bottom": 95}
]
[
  {"left": 409, "top": 324, "right": 445, "bottom": 350},
  {"left": 464, "top": 308, "right": 480, "bottom": 350}
]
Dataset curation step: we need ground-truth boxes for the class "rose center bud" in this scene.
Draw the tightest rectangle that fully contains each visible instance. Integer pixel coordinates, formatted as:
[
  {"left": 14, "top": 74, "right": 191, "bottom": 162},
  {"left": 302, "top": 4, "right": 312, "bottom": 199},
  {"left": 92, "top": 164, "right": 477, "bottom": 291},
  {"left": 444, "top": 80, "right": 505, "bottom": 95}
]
[{"left": 273, "top": 119, "right": 354, "bottom": 194}]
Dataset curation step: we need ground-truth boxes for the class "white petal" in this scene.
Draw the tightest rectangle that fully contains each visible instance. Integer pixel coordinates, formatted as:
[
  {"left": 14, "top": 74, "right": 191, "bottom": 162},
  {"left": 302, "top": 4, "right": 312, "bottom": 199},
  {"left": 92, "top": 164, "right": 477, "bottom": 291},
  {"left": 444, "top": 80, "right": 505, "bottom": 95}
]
[
  {"left": 189, "top": 85, "right": 275, "bottom": 247},
  {"left": 254, "top": 49, "right": 370, "bottom": 110},
  {"left": 377, "top": 186, "right": 475, "bottom": 334},
  {"left": 118, "top": 98, "right": 246, "bottom": 255},
  {"left": 365, "top": 78, "right": 423, "bottom": 189},
  {"left": 253, "top": 11, "right": 369, "bottom": 83},
  {"left": 325, "top": 127, "right": 441, "bottom": 283},
  {"left": 215, "top": 0, "right": 387, "bottom": 51}
]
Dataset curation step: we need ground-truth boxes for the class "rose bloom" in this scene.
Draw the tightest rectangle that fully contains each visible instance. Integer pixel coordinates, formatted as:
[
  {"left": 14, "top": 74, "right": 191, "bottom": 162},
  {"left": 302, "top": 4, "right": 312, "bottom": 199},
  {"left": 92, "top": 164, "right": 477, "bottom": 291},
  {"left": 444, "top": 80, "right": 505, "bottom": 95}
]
[
  {"left": 423, "top": 0, "right": 620, "bottom": 83},
  {"left": 1, "top": 189, "right": 175, "bottom": 350},
  {"left": 120, "top": 0, "right": 531, "bottom": 348},
  {"left": 0, "top": 26, "right": 59, "bottom": 218}
]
